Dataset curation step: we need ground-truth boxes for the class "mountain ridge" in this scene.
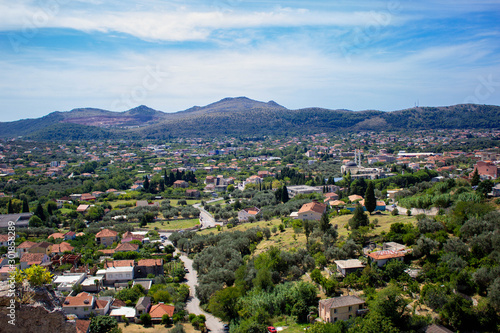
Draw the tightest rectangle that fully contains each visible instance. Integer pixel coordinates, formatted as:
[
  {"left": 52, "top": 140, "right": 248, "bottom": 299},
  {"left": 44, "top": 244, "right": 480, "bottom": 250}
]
[{"left": 1, "top": 97, "right": 499, "bottom": 140}]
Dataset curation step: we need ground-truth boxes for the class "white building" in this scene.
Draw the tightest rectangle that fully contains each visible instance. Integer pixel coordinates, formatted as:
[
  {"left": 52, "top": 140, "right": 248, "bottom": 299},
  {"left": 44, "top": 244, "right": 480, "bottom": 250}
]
[
  {"left": 105, "top": 266, "right": 134, "bottom": 283},
  {"left": 53, "top": 273, "right": 86, "bottom": 293}
]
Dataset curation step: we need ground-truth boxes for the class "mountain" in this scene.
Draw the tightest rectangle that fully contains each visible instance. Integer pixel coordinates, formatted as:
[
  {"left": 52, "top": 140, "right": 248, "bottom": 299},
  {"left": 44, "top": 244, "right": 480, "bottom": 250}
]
[{"left": 0, "top": 98, "right": 499, "bottom": 140}]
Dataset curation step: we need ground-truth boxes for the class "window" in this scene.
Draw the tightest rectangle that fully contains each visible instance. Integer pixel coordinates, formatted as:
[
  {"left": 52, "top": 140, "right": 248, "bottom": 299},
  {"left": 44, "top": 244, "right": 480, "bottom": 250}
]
[
  {"left": 334, "top": 318, "right": 337, "bottom": 322},
  {"left": 348, "top": 306, "right": 352, "bottom": 311},
  {"left": 349, "top": 315, "right": 352, "bottom": 319},
  {"left": 359, "top": 305, "right": 362, "bottom": 309},
  {"left": 333, "top": 309, "right": 337, "bottom": 313}
]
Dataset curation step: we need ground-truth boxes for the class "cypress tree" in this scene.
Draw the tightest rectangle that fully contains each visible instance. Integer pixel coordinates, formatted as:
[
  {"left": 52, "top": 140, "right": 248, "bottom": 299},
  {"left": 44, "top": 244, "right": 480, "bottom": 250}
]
[
  {"left": 364, "top": 181, "right": 377, "bottom": 215},
  {"left": 349, "top": 204, "right": 369, "bottom": 229},
  {"left": 7, "top": 199, "right": 14, "bottom": 214},
  {"left": 34, "top": 202, "right": 46, "bottom": 221},
  {"left": 281, "top": 185, "right": 289, "bottom": 203},
  {"left": 320, "top": 212, "right": 331, "bottom": 232},
  {"left": 22, "top": 197, "right": 30, "bottom": 213},
  {"left": 471, "top": 168, "right": 480, "bottom": 186},
  {"left": 143, "top": 176, "right": 150, "bottom": 192}
]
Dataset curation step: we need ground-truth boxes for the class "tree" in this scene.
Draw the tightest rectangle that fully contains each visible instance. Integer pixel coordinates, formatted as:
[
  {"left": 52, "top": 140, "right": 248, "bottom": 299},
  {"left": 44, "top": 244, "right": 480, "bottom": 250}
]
[
  {"left": 161, "top": 313, "right": 171, "bottom": 326},
  {"left": 143, "top": 176, "right": 150, "bottom": 192},
  {"left": 349, "top": 204, "right": 369, "bottom": 229},
  {"left": 282, "top": 185, "right": 290, "bottom": 203},
  {"left": 476, "top": 179, "right": 494, "bottom": 197},
  {"left": 153, "top": 289, "right": 172, "bottom": 303},
  {"left": 364, "top": 182, "right": 377, "bottom": 215},
  {"left": 34, "top": 202, "right": 46, "bottom": 221},
  {"left": 7, "top": 199, "right": 14, "bottom": 214},
  {"left": 22, "top": 197, "right": 30, "bottom": 213},
  {"left": 89, "top": 315, "right": 118, "bottom": 333},
  {"left": 140, "top": 313, "right": 152, "bottom": 327},
  {"left": 470, "top": 168, "right": 480, "bottom": 186},
  {"left": 320, "top": 213, "right": 331, "bottom": 233},
  {"left": 348, "top": 312, "right": 399, "bottom": 333},
  {"left": 370, "top": 284, "right": 409, "bottom": 328}
]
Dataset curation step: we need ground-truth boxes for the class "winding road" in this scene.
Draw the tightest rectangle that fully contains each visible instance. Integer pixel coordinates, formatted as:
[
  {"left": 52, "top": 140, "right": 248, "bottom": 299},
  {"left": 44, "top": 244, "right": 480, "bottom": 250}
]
[{"left": 161, "top": 236, "right": 225, "bottom": 332}]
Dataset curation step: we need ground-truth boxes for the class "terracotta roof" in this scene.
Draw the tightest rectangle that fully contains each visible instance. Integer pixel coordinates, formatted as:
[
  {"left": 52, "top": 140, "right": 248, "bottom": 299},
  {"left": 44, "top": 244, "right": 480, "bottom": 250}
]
[
  {"left": 51, "top": 242, "right": 74, "bottom": 253},
  {"left": 100, "top": 249, "right": 115, "bottom": 255},
  {"left": 149, "top": 303, "right": 175, "bottom": 319},
  {"left": 319, "top": 295, "right": 365, "bottom": 309},
  {"left": 104, "top": 260, "right": 135, "bottom": 268},
  {"left": 18, "top": 241, "right": 37, "bottom": 249},
  {"left": 75, "top": 319, "right": 91, "bottom": 333},
  {"left": 298, "top": 201, "right": 327, "bottom": 214},
  {"left": 348, "top": 195, "right": 364, "bottom": 202},
  {"left": 48, "top": 233, "right": 65, "bottom": 239},
  {"left": 63, "top": 292, "right": 94, "bottom": 307},
  {"left": 329, "top": 200, "right": 345, "bottom": 206},
  {"left": 76, "top": 232, "right": 85, "bottom": 237},
  {"left": 367, "top": 250, "right": 406, "bottom": 260},
  {"left": 95, "top": 299, "right": 109, "bottom": 309},
  {"left": 0, "top": 234, "right": 9, "bottom": 242},
  {"left": 138, "top": 259, "right": 163, "bottom": 267},
  {"left": 30, "top": 241, "right": 52, "bottom": 249},
  {"left": 114, "top": 243, "right": 139, "bottom": 252},
  {"left": 20, "top": 252, "right": 46, "bottom": 263},
  {"left": 65, "top": 231, "right": 76, "bottom": 237},
  {"left": 112, "top": 299, "right": 127, "bottom": 308},
  {"left": 95, "top": 229, "right": 118, "bottom": 238}
]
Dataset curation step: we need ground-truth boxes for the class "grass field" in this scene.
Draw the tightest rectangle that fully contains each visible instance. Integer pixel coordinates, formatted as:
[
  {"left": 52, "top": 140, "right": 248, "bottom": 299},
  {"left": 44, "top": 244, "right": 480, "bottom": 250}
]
[
  {"left": 119, "top": 323, "right": 196, "bottom": 333},
  {"left": 134, "top": 218, "right": 199, "bottom": 230},
  {"left": 197, "top": 212, "right": 417, "bottom": 254},
  {"left": 109, "top": 199, "right": 202, "bottom": 209}
]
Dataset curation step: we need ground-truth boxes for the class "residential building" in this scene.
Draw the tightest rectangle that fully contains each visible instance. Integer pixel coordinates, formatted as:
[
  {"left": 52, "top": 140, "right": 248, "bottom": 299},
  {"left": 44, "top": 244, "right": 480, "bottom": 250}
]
[
  {"left": 63, "top": 292, "right": 95, "bottom": 319},
  {"left": 114, "top": 243, "right": 139, "bottom": 252},
  {"left": 297, "top": 201, "right": 327, "bottom": 221},
  {"left": 109, "top": 307, "right": 136, "bottom": 322},
  {"left": 95, "top": 229, "right": 118, "bottom": 247},
  {"left": 51, "top": 242, "right": 74, "bottom": 255},
  {"left": 149, "top": 303, "right": 175, "bottom": 323},
  {"left": 135, "top": 296, "right": 152, "bottom": 316},
  {"left": 173, "top": 180, "right": 189, "bottom": 188},
  {"left": 287, "top": 185, "right": 323, "bottom": 198},
  {"left": 471, "top": 161, "right": 498, "bottom": 179},
  {"left": 367, "top": 250, "right": 405, "bottom": 267},
  {"left": 28, "top": 241, "right": 52, "bottom": 255},
  {"left": 334, "top": 259, "right": 365, "bottom": 277},
  {"left": 318, "top": 295, "right": 366, "bottom": 323},
  {"left": 105, "top": 266, "right": 134, "bottom": 283},
  {"left": 136, "top": 259, "right": 164, "bottom": 278},
  {"left": 20, "top": 253, "right": 50, "bottom": 269},
  {"left": 238, "top": 207, "right": 261, "bottom": 222},
  {"left": 0, "top": 213, "right": 32, "bottom": 228}
]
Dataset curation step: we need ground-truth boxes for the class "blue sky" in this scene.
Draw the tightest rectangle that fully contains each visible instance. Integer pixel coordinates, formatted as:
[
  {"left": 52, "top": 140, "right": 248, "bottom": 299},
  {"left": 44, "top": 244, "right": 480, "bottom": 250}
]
[{"left": 0, "top": 0, "right": 499, "bottom": 121}]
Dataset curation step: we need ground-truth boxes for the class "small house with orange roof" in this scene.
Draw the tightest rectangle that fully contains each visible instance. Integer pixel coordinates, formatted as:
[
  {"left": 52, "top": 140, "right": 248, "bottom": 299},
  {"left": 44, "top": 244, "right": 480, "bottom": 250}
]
[
  {"left": 95, "top": 229, "right": 118, "bottom": 247},
  {"left": 238, "top": 207, "right": 261, "bottom": 222},
  {"left": 297, "top": 201, "right": 327, "bottom": 221}
]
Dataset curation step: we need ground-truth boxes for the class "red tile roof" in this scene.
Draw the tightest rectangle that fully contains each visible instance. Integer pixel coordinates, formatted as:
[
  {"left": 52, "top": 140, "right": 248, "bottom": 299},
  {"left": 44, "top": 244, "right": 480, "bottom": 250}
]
[
  {"left": 63, "top": 292, "right": 94, "bottom": 307},
  {"left": 149, "top": 303, "right": 175, "bottom": 319},
  {"left": 138, "top": 259, "right": 163, "bottom": 267},
  {"left": 75, "top": 319, "right": 91, "bottom": 333},
  {"left": 48, "top": 232, "right": 65, "bottom": 239},
  {"left": 51, "top": 242, "right": 74, "bottom": 253},
  {"left": 104, "top": 260, "right": 135, "bottom": 268},
  {"left": 367, "top": 250, "right": 406, "bottom": 260},
  {"left": 20, "top": 252, "right": 47, "bottom": 264},
  {"left": 299, "top": 201, "right": 327, "bottom": 214},
  {"left": 95, "top": 229, "right": 118, "bottom": 238},
  {"left": 18, "top": 241, "right": 37, "bottom": 249},
  {"left": 114, "top": 243, "right": 139, "bottom": 252}
]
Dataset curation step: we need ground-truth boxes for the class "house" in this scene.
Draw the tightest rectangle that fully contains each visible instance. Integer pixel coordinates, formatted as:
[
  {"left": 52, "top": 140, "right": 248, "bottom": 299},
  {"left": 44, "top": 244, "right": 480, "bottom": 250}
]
[
  {"left": 319, "top": 295, "right": 366, "bottom": 323},
  {"left": 114, "top": 242, "right": 139, "bottom": 252},
  {"left": 491, "top": 183, "right": 500, "bottom": 197},
  {"left": 367, "top": 250, "right": 405, "bottom": 267},
  {"left": 186, "top": 189, "right": 200, "bottom": 198},
  {"left": 173, "top": 180, "right": 189, "bottom": 188},
  {"left": 95, "top": 229, "right": 118, "bottom": 247},
  {"left": 51, "top": 242, "right": 74, "bottom": 255},
  {"left": 28, "top": 242, "right": 52, "bottom": 255},
  {"left": 135, "top": 296, "right": 152, "bottom": 316},
  {"left": 75, "top": 319, "right": 91, "bottom": 333},
  {"left": 121, "top": 231, "right": 145, "bottom": 243},
  {"left": 48, "top": 232, "right": 65, "bottom": 240},
  {"left": 348, "top": 195, "right": 363, "bottom": 203},
  {"left": 64, "top": 231, "right": 77, "bottom": 240},
  {"left": 297, "top": 201, "right": 327, "bottom": 221},
  {"left": 81, "top": 275, "right": 104, "bottom": 292},
  {"left": 94, "top": 297, "right": 112, "bottom": 316},
  {"left": 133, "top": 279, "right": 153, "bottom": 291},
  {"left": 238, "top": 207, "right": 261, "bottom": 222},
  {"left": 286, "top": 185, "right": 323, "bottom": 198},
  {"left": 471, "top": 161, "right": 498, "bottom": 179},
  {"left": 334, "top": 259, "right": 365, "bottom": 277},
  {"left": 63, "top": 292, "right": 95, "bottom": 319},
  {"left": 109, "top": 307, "right": 136, "bottom": 322},
  {"left": 136, "top": 259, "right": 164, "bottom": 278},
  {"left": 0, "top": 234, "right": 10, "bottom": 247},
  {"left": 0, "top": 213, "right": 32, "bottom": 228},
  {"left": 76, "top": 204, "right": 90, "bottom": 213},
  {"left": 105, "top": 266, "right": 134, "bottom": 283},
  {"left": 104, "top": 260, "right": 135, "bottom": 269},
  {"left": 324, "top": 192, "right": 339, "bottom": 201},
  {"left": 149, "top": 303, "right": 175, "bottom": 323},
  {"left": 0, "top": 266, "right": 15, "bottom": 281},
  {"left": 53, "top": 273, "right": 86, "bottom": 293},
  {"left": 383, "top": 242, "right": 406, "bottom": 252}
]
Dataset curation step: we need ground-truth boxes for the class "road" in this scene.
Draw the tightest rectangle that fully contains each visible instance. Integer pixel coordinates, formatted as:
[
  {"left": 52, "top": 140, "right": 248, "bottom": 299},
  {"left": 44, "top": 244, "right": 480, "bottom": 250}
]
[
  {"left": 193, "top": 198, "right": 224, "bottom": 229},
  {"left": 161, "top": 237, "right": 225, "bottom": 332}
]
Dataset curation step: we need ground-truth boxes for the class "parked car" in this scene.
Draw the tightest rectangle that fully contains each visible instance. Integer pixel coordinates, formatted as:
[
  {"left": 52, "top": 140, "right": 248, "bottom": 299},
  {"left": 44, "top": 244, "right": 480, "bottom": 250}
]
[
  {"left": 223, "top": 324, "right": 230, "bottom": 331},
  {"left": 268, "top": 326, "right": 277, "bottom": 333}
]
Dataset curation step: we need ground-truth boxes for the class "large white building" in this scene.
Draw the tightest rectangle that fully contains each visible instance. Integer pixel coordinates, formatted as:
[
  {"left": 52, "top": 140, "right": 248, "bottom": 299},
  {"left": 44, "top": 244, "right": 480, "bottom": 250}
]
[{"left": 105, "top": 266, "right": 134, "bottom": 283}]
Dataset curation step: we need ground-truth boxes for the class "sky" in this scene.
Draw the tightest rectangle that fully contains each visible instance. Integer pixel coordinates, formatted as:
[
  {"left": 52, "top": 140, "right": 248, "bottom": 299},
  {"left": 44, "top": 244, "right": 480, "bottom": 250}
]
[{"left": 0, "top": 0, "right": 499, "bottom": 121}]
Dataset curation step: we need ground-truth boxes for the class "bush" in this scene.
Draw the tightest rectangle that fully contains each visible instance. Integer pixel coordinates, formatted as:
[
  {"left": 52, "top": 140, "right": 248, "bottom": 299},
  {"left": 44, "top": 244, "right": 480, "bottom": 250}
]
[
  {"left": 391, "top": 208, "right": 399, "bottom": 216},
  {"left": 140, "top": 313, "right": 152, "bottom": 327}
]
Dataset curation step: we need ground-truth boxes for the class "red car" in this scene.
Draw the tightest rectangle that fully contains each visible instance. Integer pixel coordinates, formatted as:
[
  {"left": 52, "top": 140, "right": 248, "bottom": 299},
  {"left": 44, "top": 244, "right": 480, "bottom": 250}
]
[{"left": 268, "top": 327, "right": 277, "bottom": 333}]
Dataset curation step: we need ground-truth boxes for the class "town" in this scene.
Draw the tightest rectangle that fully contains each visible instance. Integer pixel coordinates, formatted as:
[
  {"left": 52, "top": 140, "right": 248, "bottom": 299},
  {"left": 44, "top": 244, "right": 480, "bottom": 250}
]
[{"left": 0, "top": 129, "right": 499, "bottom": 333}]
